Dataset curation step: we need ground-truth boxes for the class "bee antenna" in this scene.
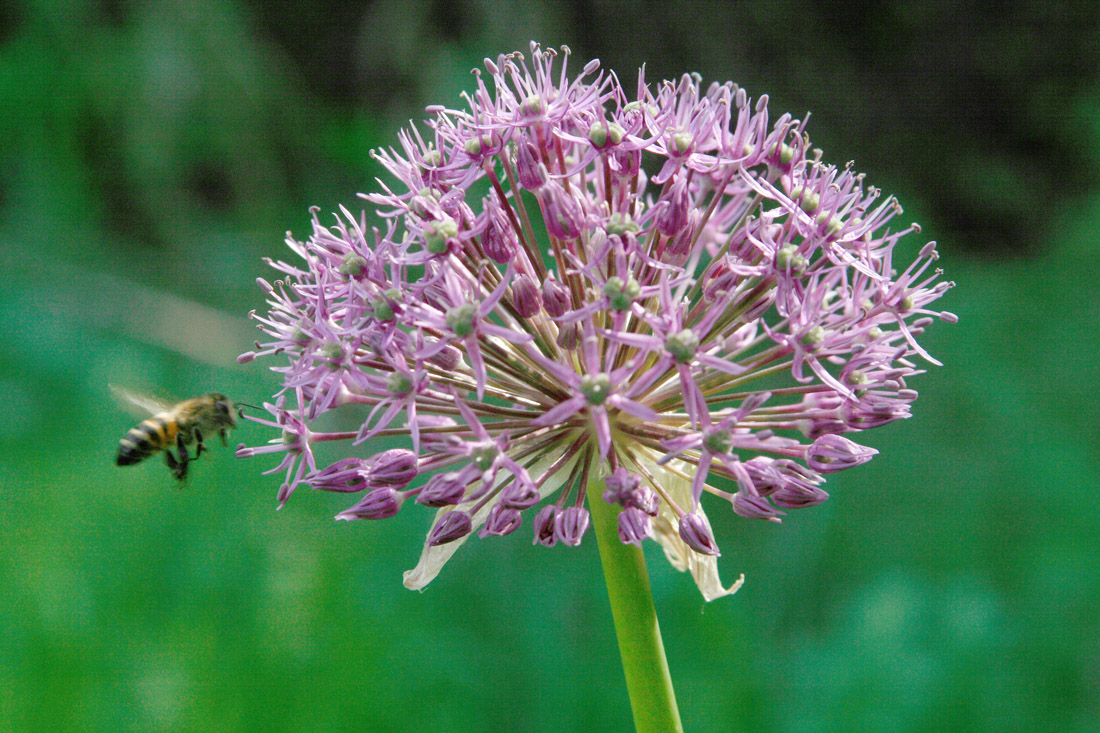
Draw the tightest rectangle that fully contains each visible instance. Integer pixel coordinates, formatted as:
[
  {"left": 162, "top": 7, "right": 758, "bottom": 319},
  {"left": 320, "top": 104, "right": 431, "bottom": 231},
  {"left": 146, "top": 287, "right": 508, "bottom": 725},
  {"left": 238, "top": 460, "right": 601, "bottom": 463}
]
[{"left": 235, "top": 402, "right": 262, "bottom": 416}]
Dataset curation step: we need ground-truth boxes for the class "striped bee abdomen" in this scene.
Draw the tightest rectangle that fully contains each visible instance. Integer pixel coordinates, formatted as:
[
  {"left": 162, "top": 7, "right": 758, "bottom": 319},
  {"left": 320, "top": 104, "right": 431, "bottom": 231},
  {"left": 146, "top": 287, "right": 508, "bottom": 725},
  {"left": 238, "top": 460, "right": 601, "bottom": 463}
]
[{"left": 116, "top": 413, "right": 180, "bottom": 466}]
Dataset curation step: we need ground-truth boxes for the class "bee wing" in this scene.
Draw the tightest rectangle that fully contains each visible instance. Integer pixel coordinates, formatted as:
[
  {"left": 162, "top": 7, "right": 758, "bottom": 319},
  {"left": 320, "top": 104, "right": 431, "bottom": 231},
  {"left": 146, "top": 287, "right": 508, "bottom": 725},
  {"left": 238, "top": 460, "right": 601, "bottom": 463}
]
[{"left": 110, "top": 384, "right": 176, "bottom": 417}]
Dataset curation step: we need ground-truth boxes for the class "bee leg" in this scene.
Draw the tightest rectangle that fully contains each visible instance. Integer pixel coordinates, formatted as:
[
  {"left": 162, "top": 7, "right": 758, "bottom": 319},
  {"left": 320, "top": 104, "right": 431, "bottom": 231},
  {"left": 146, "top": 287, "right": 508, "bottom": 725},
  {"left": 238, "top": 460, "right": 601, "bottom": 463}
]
[
  {"left": 193, "top": 428, "right": 206, "bottom": 459},
  {"left": 165, "top": 448, "right": 188, "bottom": 480},
  {"left": 219, "top": 428, "right": 228, "bottom": 447},
  {"left": 170, "top": 433, "right": 191, "bottom": 480}
]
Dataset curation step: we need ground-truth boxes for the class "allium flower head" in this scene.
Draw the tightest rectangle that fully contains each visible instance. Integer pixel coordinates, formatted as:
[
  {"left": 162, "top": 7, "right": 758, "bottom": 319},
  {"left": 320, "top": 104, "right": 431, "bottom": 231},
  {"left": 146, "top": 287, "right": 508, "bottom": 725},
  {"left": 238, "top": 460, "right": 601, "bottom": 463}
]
[{"left": 240, "top": 43, "right": 955, "bottom": 601}]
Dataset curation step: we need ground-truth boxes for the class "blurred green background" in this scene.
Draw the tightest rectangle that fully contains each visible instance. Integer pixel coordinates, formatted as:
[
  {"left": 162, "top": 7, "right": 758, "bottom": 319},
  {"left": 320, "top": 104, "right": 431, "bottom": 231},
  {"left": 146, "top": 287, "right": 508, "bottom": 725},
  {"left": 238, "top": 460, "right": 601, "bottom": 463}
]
[{"left": 2, "top": 1, "right": 1098, "bottom": 731}]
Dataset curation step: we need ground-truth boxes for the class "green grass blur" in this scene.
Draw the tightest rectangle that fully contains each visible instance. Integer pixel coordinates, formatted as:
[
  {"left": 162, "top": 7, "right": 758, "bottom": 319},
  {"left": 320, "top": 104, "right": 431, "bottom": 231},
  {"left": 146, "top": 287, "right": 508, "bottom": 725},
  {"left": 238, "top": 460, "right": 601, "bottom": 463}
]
[{"left": 2, "top": 2, "right": 1098, "bottom": 731}]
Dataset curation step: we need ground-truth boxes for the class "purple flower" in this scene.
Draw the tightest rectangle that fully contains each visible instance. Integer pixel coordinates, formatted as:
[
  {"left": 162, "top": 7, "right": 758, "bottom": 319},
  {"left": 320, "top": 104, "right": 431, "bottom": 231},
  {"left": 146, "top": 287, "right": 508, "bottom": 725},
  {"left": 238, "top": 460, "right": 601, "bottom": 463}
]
[
  {"left": 479, "top": 505, "right": 523, "bottom": 538},
  {"left": 416, "top": 471, "right": 469, "bottom": 507},
  {"left": 242, "top": 43, "right": 954, "bottom": 601},
  {"left": 806, "top": 435, "right": 879, "bottom": 473},
  {"left": 428, "top": 510, "right": 473, "bottom": 546},
  {"left": 336, "top": 488, "right": 404, "bottom": 521},
  {"left": 554, "top": 506, "right": 591, "bottom": 547},
  {"left": 365, "top": 448, "right": 419, "bottom": 489},
  {"left": 617, "top": 508, "right": 653, "bottom": 546},
  {"left": 532, "top": 505, "right": 559, "bottom": 547},
  {"left": 678, "top": 513, "right": 721, "bottom": 556}
]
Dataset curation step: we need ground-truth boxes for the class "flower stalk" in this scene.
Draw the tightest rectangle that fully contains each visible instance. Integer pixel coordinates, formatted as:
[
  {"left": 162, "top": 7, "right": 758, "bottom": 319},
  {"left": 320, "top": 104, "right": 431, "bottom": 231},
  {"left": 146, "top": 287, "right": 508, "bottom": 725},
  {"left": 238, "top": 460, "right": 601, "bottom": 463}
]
[{"left": 589, "top": 469, "right": 682, "bottom": 733}]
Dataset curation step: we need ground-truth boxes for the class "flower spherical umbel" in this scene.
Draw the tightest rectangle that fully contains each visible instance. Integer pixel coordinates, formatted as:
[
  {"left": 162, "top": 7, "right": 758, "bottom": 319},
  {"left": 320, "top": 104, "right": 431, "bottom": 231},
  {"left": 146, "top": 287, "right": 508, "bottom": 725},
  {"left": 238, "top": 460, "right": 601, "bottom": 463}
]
[{"left": 241, "top": 43, "right": 955, "bottom": 600}]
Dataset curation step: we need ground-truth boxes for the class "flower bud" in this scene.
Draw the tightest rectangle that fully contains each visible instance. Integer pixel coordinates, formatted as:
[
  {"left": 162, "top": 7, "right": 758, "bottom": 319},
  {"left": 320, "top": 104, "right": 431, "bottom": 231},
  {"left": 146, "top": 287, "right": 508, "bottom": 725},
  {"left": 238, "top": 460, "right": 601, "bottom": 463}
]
[
  {"left": 842, "top": 399, "right": 911, "bottom": 430},
  {"left": 626, "top": 486, "right": 660, "bottom": 517},
  {"left": 308, "top": 458, "right": 369, "bottom": 493},
  {"left": 664, "top": 212, "right": 697, "bottom": 266},
  {"left": 501, "top": 481, "right": 541, "bottom": 509},
  {"left": 542, "top": 184, "right": 583, "bottom": 240},
  {"left": 482, "top": 208, "right": 518, "bottom": 264},
  {"left": 515, "top": 138, "right": 547, "bottom": 190},
  {"left": 429, "top": 511, "right": 473, "bottom": 545},
  {"left": 806, "top": 434, "right": 878, "bottom": 473},
  {"left": 655, "top": 180, "right": 690, "bottom": 237},
  {"left": 609, "top": 148, "right": 640, "bottom": 179},
  {"left": 459, "top": 441, "right": 495, "bottom": 474},
  {"left": 532, "top": 505, "right": 558, "bottom": 547},
  {"left": 593, "top": 121, "right": 624, "bottom": 148},
  {"left": 427, "top": 341, "right": 463, "bottom": 371},
  {"left": 587, "top": 121, "right": 612, "bottom": 148},
  {"left": 366, "top": 449, "right": 418, "bottom": 489},
  {"left": 602, "top": 468, "right": 642, "bottom": 505},
  {"left": 617, "top": 507, "right": 652, "bottom": 546},
  {"left": 479, "top": 505, "right": 523, "bottom": 537},
  {"left": 512, "top": 273, "right": 542, "bottom": 318},
  {"left": 554, "top": 506, "right": 590, "bottom": 546},
  {"left": 678, "top": 512, "right": 720, "bottom": 556},
  {"left": 732, "top": 491, "right": 783, "bottom": 522},
  {"left": 556, "top": 321, "right": 581, "bottom": 351},
  {"left": 541, "top": 272, "right": 571, "bottom": 318},
  {"left": 336, "top": 487, "right": 403, "bottom": 520},
  {"left": 417, "top": 150, "right": 442, "bottom": 170},
  {"left": 416, "top": 471, "right": 468, "bottom": 507},
  {"left": 798, "top": 189, "right": 820, "bottom": 213},
  {"left": 772, "top": 485, "right": 829, "bottom": 509}
]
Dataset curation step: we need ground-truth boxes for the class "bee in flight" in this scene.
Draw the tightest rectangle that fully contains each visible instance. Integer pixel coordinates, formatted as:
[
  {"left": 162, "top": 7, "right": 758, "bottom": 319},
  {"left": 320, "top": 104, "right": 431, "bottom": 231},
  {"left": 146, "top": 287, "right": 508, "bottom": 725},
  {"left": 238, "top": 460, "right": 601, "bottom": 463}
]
[{"left": 113, "top": 387, "right": 245, "bottom": 480}]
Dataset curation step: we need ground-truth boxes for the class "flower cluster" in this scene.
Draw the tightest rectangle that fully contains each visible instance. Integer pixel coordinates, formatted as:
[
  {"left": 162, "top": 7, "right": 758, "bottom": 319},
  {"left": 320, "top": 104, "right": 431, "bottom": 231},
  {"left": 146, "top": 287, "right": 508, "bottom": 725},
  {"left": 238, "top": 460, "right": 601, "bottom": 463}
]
[{"left": 239, "top": 43, "right": 954, "bottom": 600}]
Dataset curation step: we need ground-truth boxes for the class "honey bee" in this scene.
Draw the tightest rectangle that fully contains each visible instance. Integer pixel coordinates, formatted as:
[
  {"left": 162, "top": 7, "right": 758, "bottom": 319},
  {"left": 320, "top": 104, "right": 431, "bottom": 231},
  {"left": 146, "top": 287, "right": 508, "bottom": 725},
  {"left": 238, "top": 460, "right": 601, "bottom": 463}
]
[{"left": 113, "top": 387, "right": 242, "bottom": 480}]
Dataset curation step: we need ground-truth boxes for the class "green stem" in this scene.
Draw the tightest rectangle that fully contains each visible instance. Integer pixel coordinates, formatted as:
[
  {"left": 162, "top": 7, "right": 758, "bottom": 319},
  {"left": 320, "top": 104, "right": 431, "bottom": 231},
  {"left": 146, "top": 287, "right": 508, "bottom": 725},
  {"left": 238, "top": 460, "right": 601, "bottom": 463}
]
[{"left": 589, "top": 482, "right": 683, "bottom": 733}]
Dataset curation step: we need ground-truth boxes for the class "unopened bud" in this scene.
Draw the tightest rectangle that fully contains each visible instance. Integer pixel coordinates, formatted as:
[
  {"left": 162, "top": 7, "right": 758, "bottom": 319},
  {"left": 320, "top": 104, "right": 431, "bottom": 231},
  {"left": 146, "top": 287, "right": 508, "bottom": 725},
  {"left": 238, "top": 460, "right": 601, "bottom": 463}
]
[
  {"left": 617, "top": 507, "right": 652, "bottom": 546},
  {"left": 479, "top": 505, "right": 523, "bottom": 537},
  {"left": 428, "top": 511, "right": 473, "bottom": 545},
  {"left": 554, "top": 506, "right": 590, "bottom": 546},
  {"left": 532, "top": 505, "right": 559, "bottom": 547},
  {"left": 678, "top": 512, "right": 720, "bottom": 556},
  {"left": 336, "top": 488, "right": 403, "bottom": 520},
  {"left": 806, "top": 434, "right": 878, "bottom": 473}
]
